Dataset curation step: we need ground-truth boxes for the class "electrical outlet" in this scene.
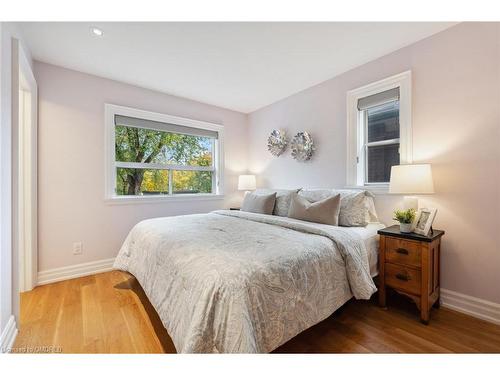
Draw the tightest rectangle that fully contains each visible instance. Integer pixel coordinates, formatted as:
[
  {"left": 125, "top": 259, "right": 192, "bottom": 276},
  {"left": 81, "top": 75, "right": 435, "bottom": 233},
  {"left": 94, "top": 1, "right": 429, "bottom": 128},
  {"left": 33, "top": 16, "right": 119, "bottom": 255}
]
[{"left": 73, "top": 242, "right": 82, "bottom": 255}]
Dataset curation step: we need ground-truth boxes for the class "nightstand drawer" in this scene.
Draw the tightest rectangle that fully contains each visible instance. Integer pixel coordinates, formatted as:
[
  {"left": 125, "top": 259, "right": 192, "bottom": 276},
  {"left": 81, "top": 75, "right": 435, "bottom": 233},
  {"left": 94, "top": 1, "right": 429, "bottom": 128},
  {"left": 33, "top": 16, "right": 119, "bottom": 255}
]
[
  {"left": 385, "top": 237, "right": 421, "bottom": 267},
  {"left": 385, "top": 263, "right": 421, "bottom": 295}
]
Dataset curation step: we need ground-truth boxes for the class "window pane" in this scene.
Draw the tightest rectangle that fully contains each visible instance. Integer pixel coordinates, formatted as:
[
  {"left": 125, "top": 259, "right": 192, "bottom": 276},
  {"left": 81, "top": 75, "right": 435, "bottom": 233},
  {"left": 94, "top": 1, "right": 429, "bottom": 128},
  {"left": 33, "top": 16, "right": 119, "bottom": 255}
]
[
  {"left": 367, "top": 101, "right": 400, "bottom": 143},
  {"left": 116, "top": 168, "right": 169, "bottom": 195},
  {"left": 172, "top": 170, "right": 213, "bottom": 194},
  {"left": 115, "top": 125, "right": 213, "bottom": 167},
  {"left": 367, "top": 143, "right": 400, "bottom": 183}
]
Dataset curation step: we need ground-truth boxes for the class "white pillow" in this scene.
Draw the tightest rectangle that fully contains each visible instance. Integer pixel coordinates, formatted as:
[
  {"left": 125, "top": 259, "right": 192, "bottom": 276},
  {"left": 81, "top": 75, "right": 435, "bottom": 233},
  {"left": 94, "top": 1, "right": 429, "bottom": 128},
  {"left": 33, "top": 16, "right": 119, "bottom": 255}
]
[
  {"left": 333, "top": 189, "right": 379, "bottom": 225},
  {"left": 365, "top": 195, "right": 379, "bottom": 223}
]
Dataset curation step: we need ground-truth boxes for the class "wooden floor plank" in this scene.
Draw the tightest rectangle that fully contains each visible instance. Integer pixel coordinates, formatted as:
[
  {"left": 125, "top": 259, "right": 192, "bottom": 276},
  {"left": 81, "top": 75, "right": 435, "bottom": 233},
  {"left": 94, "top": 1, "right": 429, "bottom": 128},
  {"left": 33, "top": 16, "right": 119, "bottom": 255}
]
[
  {"left": 94, "top": 272, "right": 137, "bottom": 353},
  {"left": 13, "top": 271, "right": 500, "bottom": 354},
  {"left": 81, "top": 276, "right": 106, "bottom": 353}
]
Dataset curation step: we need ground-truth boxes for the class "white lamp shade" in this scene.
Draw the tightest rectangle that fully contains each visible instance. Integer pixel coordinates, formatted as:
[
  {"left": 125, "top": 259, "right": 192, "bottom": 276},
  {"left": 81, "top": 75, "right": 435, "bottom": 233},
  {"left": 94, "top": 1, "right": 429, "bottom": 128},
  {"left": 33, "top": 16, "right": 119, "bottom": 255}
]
[
  {"left": 238, "top": 175, "right": 256, "bottom": 191},
  {"left": 389, "top": 164, "right": 434, "bottom": 194}
]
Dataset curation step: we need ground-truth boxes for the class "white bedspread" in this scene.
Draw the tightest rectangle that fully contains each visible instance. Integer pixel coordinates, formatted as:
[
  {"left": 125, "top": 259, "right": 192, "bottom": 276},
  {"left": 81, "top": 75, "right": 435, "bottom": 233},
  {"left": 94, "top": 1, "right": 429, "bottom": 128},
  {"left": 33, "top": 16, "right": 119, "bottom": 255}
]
[{"left": 113, "top": 210, "right": 377, "bottom": 353}]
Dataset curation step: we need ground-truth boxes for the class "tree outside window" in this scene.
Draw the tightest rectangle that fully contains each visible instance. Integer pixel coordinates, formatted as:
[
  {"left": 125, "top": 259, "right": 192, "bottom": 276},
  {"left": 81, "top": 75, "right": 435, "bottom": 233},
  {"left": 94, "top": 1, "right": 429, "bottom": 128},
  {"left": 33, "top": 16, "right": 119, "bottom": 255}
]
[{"left": 115, "top": 125, "right": 214, "bottom": 195}]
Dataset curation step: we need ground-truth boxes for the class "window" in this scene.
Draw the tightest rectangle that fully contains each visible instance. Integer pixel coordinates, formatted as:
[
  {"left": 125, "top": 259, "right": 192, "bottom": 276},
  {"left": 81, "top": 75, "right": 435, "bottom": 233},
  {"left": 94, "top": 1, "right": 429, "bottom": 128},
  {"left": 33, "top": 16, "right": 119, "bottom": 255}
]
[
  {"left": 362, "top": 92, "right": 400, "bottom": 183},
  {"left": 346, "top": 71, "right": 412, "bottom": 190},
  {"left": 105, "top": 105, "right": 224, "bottom": 201}
]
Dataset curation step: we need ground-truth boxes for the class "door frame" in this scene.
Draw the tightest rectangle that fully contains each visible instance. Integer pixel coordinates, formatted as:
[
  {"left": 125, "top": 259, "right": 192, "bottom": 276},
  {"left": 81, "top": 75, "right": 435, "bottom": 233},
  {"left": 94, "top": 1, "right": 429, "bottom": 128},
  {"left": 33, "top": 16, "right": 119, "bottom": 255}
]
[{"left": 12, "top": 38, "right": 37, "bottom": 294}]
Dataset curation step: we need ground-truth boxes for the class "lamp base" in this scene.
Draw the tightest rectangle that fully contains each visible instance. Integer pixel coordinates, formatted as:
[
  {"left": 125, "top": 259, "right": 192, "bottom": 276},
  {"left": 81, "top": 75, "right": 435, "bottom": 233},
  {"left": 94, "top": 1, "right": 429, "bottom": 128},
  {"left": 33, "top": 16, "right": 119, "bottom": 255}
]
[{"left": 403, "top": 196, "right": 418, "bottom": 211}]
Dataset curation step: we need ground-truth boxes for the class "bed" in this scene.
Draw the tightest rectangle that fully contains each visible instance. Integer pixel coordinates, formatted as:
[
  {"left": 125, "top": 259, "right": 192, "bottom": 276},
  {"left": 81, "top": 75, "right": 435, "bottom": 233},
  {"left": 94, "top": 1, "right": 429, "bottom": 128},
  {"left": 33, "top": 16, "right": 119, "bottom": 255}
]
[
  {"left": 349, "top": 222, "right": 386, "bottom": 278},
  {"left": 113, "top": 208, "right": 383, "bottom": 353}
]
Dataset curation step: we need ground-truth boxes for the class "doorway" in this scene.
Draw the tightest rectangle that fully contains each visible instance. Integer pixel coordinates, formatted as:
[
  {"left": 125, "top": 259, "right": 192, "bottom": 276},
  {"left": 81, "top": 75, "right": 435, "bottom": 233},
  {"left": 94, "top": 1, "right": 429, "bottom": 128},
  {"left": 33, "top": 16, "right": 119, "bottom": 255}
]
[{"left": 12, "top": 37, "right": 38, "bottom": 314}]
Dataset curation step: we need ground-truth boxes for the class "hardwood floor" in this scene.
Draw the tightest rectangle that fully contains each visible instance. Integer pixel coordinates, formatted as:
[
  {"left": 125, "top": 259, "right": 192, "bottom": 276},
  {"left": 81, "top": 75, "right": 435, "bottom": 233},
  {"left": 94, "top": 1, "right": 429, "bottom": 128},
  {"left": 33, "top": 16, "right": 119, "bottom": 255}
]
[
  {"left": 14, "top": 270, "right": 170, "bottom": 353},
  {"left": 13, "top": 270, "right": 500, "bottom": 353}
]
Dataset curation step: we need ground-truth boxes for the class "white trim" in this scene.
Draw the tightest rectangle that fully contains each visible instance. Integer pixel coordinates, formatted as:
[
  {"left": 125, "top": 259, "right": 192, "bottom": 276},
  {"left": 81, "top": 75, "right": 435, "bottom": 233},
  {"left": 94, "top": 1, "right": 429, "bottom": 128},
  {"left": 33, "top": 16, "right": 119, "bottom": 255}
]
[
  {"left": 37, "top": 258, "right": 115, "bottom": 286},
  {"left": 12, "top": 38, "right": 38, "bottom": 294},
  {"left": 344, "top": 184, "right": 390, "bottom": 194},
  {"left": 104, "top": 104, "right": 225, "bottom": 201},
  {"left": 12, "top": 38, "right": 38, "bottom": 300},
  {"left": 0, "top": 315, "right": 18, "bottom": 353},
  {"left": 346, "top": 71, "right": 412, "bottom": 189},
  {"left": 441, "top": 288, "right": 500, "bottom": 326},
  {"left": 16, "top": 41, "right": 38, "bottom": 292},
  {"left": 104, "top": 193, "right": 225, "bottom": 205}
]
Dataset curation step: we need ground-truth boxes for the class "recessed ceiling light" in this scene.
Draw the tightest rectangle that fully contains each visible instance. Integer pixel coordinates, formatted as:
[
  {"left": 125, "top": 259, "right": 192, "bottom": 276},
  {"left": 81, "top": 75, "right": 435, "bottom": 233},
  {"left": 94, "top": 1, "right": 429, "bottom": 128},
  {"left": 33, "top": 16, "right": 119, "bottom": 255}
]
[{"left": 90, "top": 27, "right": 103, "bottom": 37}]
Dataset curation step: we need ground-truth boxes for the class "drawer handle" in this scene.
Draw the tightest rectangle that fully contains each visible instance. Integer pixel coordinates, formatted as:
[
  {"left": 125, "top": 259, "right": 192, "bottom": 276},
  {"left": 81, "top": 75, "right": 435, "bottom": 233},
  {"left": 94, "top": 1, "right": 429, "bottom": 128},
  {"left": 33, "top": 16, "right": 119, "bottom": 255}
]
[
  {"left": 396, "top": 248, "right": 409, "bottom": 255},
  {"left": 396, "top": 273, "right": 411, "bottom": 282}
]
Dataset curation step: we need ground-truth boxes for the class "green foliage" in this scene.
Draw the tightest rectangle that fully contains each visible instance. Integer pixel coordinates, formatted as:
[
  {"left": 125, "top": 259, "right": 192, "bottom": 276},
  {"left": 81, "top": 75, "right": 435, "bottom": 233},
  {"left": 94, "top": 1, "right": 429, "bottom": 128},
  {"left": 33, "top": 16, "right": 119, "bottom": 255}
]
[
  {"left": 172, "top": 153, "right": 213, "bottom": 194},
  {"left": 115, "top": 125, "right": 213, "bottom": 195},
  {"left": 141, "top": 170, "right": 169, "bottom": 194},
  {"left": 393, "top": 208, "right": 416, "bottom": 224},
  {"left": 173, "top": 170, "right": 212, "bottom": 194}
]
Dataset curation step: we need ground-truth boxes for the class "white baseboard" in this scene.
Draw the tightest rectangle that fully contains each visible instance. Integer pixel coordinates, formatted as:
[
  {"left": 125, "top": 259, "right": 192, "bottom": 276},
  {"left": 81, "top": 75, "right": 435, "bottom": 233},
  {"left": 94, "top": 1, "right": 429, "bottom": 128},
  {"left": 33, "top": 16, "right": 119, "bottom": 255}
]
[
  {"left": 37, "top": 258, "right": 115, "bottom": 286},
  {"left": 441, "top": 288, "right": 500, "bottom": 325},
  {"left": 0, "top": 315, "right": 18, "bottom": 353}
]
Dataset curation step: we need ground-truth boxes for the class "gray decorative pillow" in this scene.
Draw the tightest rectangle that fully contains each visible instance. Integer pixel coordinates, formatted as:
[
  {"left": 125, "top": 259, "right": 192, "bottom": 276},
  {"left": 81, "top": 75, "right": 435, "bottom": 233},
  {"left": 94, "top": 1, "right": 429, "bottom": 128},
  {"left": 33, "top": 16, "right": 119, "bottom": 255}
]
[
  {"left": 299, "top": 188, "right": 375, "bottom": 227},
  {"left": 254, "top": 188, "right": 301, "bottom": 216},
  {"left": 288, "top": 193, "right": 341, "bottom": 226},
  {"left": 241, "top": 192, "right": 277, "bottom": 215}
]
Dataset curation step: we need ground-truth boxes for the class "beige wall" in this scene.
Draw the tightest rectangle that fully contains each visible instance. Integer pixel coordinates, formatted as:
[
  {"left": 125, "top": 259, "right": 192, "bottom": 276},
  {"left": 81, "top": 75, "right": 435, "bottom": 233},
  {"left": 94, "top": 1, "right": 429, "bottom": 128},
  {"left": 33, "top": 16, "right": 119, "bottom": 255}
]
[
  {"left": 248, "top": 23, "right": 500, "bottom": 303},
  {"left": 35, "top": 62, "right": 248, "bottom": 271},
  {"left": 36, "top": 23, "right": 500, "bottom": 305}
]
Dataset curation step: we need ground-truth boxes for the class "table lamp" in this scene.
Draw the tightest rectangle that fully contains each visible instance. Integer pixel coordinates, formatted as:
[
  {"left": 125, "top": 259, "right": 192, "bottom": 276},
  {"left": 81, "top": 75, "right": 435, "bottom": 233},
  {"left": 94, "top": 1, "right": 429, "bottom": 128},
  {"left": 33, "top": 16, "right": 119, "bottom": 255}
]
[
  {"left": 238, "top": 175, "right": 256, "bottom": 194},
  {"left": 389, "top": 164, "right": 434, "bottom": 210}
]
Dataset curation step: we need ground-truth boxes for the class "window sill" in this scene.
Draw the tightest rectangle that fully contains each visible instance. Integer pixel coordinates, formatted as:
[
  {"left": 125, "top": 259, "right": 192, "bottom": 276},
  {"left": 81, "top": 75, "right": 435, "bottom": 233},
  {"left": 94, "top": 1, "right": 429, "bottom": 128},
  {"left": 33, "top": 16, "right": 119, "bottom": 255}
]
[
  {"left": 104, "top": 194, "right": 225, "bottom": 205},
  {"left": 344, "top": 184, "right": 390, "bottom": 195}
]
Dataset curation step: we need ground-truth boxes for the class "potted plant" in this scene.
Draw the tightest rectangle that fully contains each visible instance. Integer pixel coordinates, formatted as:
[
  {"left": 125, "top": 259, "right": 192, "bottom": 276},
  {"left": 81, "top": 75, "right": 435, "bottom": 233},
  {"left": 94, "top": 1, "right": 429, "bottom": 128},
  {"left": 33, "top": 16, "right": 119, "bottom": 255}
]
[{"left": 393, "top": 208, "right": 416, "bottom": 233}]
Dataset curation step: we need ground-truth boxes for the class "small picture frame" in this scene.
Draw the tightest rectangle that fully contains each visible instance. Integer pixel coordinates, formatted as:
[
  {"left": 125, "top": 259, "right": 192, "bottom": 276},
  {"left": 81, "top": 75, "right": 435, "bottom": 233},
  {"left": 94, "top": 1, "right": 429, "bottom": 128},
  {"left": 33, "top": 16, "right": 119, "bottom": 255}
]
[{"left": 413, "top": 208, "right": 437, "bottom": 236}]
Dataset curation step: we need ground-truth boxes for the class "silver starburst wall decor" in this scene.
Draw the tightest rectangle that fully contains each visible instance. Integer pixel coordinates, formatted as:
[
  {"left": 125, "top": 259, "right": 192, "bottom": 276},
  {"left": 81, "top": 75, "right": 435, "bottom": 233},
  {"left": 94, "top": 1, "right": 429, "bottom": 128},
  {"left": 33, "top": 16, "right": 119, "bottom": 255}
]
[
  {"left": 267, "top": 129, "right": 288, "bottom": 157},
  {"left": 290, "top": 132, "right": 315, "bottom": 162}
]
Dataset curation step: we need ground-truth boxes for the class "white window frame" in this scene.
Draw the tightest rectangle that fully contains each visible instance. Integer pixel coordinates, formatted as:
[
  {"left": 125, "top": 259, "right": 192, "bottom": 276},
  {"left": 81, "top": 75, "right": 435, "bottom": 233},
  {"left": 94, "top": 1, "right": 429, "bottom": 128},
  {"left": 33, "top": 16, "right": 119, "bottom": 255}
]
[
  {"left": 104, "top": 104, "right": 224, "bottom": 204},
  {"left": 346, "top": 71, "right": 412, "bottom": 192}
]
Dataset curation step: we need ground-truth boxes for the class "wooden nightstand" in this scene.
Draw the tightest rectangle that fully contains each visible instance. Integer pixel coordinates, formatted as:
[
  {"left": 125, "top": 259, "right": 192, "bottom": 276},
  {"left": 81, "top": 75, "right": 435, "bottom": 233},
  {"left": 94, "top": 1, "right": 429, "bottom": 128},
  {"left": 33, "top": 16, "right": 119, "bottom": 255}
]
[{"left": 378, "top": 225, "right": 445, "bottom": 324}]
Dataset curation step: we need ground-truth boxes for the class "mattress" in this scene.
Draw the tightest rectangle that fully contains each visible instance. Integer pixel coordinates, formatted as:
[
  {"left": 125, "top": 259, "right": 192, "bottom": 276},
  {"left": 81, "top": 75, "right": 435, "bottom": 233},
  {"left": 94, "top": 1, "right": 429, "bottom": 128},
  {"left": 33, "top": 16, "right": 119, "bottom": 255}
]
[{"left": 338, "top": 222, "right": 385, "bottom": 277}]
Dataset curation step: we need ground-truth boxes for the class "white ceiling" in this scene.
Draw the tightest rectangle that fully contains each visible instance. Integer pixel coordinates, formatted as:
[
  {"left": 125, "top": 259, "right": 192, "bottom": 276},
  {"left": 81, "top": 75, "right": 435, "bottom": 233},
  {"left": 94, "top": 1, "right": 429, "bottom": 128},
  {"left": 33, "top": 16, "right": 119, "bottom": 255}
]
[{"left": 18, "top": 22, "right": 455, "bottom": 113}]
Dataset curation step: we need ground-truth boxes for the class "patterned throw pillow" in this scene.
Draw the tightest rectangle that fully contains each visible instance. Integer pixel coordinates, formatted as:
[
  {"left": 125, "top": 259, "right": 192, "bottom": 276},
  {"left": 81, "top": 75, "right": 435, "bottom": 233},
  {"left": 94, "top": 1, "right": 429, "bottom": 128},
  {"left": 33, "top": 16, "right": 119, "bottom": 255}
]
[
  {"left": 254, "top": 188, "right": 301, "bottom": 216},
  {"left": 336, "top": 190, "right": 370, "bottom": 227}
]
